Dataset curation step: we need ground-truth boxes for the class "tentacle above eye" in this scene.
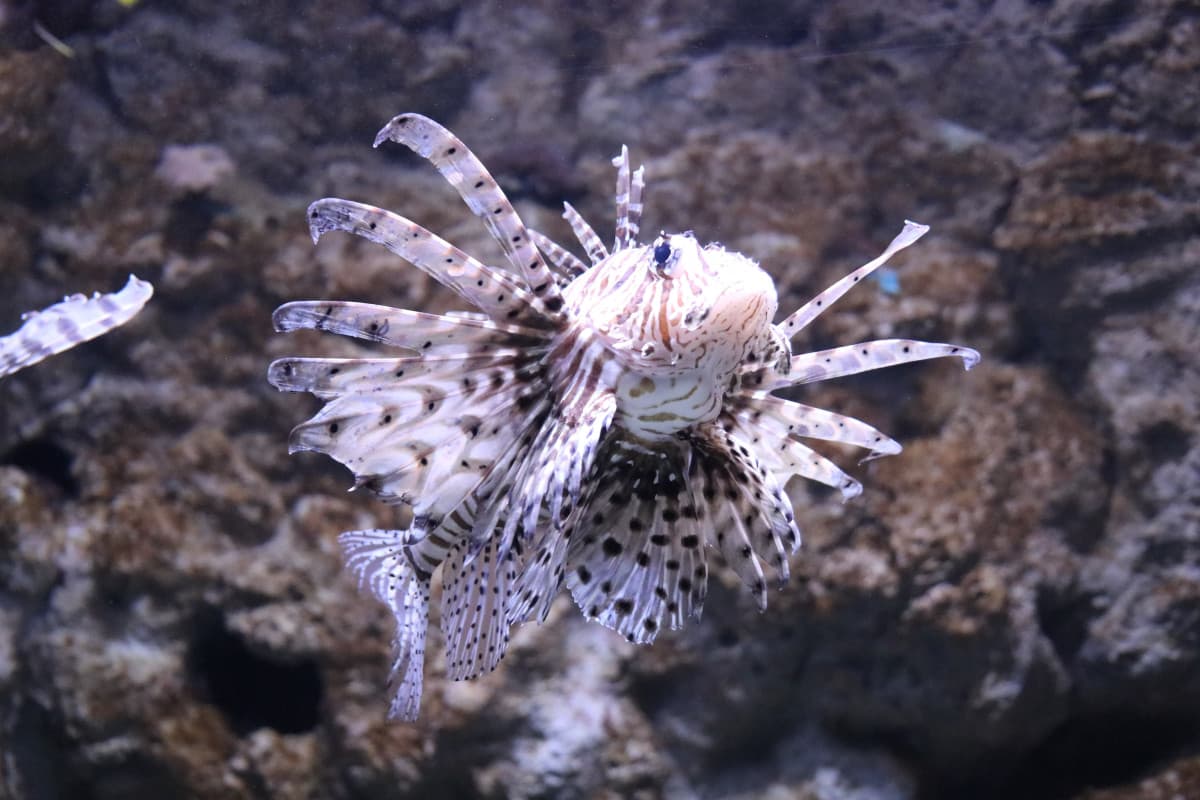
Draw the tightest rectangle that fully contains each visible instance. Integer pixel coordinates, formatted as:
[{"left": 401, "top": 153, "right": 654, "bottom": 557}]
[{"left": 612, "top": 146, "right": 648, "bottom": 252}]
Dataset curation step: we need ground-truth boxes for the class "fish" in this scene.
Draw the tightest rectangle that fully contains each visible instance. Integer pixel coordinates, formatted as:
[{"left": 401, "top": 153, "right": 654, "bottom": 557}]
[
  {"left": 0, "top": 274, "right": 153, "bottom": 379},
  {"left": 269, "top": 114, "right": 979, "bottom": 720}
]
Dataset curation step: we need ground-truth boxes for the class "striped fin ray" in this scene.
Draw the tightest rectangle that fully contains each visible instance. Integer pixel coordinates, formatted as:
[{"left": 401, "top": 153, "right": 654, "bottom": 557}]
[
  {"left": 779, "top": 220, "right": 929, "bottom": 338},
  {"left": 439, "top": 533, "right": 518, "bottom": 681},
  {"left": 724, "top": 416, "right": 863, "bottom": 500},
  {"left": 563, "top": 201, "right": 609, "bottom": 265},
  {"left": 338, "top": 527, "right": 444, "bottom": 721},
  {"left": 268, "top": 350, "right": 529, "bottom": 401},
  {"left": 612, "top": 146, "right": 634, "bottom": 250},
  {"left": 728, "top": 394, "right": 902, "bottom": 462},
  {"left": 1, "top": 275, "right": 153, "bottom": 379},
  {"left": 307, "top": 198, "right": 552, "bottom": 325},
  {"left": 694, "top": 423, "right": 801, "bottom": 594},
  {"left": 513, "top": 391, "right": 616, "bottom": 549},
  {"left": 690, "top": 452, "right": 768, "bottom": 608},
  {"left": 529, "top": 228, "right": 587, "bottom": 281},
  {"left": 373, "top": 113, "right": 565, "bottom": 314},
  {"left": 611, "top": 147, "right": 646, "bottom": 251},
  {"left": 272, "top": 300, "right": 547, "bottom": 356},
  {"left": 506, "top": 391, "right": 618, "bottom": 626},
  {"left": 565, "top": 440, "right": 708, "bottom": 642},
  {"left": 770, "top": 339, "right": 981, "bottom": 390},
  {"left": 291, "top": 375, "right": 548, "bottom": 515},
  {"left": 628, "top": 165, "right": 645, "bottom": 246}
]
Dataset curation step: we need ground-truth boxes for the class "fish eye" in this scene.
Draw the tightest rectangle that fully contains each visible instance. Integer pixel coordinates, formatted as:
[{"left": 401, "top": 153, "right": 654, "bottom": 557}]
[{"left": 653, "top": 240, "right": 672, "bottom": 266}]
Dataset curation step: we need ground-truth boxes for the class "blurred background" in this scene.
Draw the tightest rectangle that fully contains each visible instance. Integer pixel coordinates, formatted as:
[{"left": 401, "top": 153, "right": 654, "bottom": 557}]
[{"left": 0, "top": 1, "right": 1197, "bottom": 798}]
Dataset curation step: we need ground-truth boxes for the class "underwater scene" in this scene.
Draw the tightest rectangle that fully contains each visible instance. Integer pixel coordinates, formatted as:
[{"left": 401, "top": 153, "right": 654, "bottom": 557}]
[{"left": 1, "top": 1, "right": 1197, "bottom": 798}]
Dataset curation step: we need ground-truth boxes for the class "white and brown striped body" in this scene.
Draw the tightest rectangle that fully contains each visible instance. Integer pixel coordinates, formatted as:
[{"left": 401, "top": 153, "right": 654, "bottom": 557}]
[
  {"left": 270, "top": 113, "right": 979, "bottom": 720},
  {"left": 558, "top": 234, "right": 784, "bottom": 440}
]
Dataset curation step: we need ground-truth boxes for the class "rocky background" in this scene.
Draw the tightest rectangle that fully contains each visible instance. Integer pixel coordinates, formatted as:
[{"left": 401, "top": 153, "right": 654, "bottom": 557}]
[{"left": 1, "top": 1, "right": 1197, "bottom": 798}]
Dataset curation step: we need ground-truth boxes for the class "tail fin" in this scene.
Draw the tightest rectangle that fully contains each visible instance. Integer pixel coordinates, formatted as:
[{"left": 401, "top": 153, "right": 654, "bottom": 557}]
[{"left": 338, "top": 528, "right": 437, "bottom": 721}]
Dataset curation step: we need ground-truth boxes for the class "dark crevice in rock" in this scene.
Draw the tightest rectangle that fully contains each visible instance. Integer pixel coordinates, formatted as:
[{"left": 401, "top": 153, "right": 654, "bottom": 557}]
[
  {"left": 1139, "top": 419, "right": 1191, "bottom": 465},
  {"left": 186, "top": 611, "right": 322, "bottom": 735},
  {"left": 2, "top": 436, "right": 79, "bottom": 497},
  {"left": 689, "top": 2, "right": 814, "bottom": 54},
  {"left": 8, "top": 700, "right": 86, "bottom": 800},
  {"left": 10, "top": 697, "right": 188, "bottom": 800},
  {"left": 163, "top": 192, "right": 227, "bottom": 255},
  {"left": 927, "top": 713, "right": 1200, "bottom": 800},
  {"left": 1036, "top": 588, "right": 1096, "bottom": 667}
]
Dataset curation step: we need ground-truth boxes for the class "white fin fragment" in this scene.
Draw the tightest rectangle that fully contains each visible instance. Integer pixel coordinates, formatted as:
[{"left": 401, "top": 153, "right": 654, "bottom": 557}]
[
  {"left": 338, "top": 528, "right": 437, "bottom": 721},
  {"left": 773, "top": 339, "right": 981, "bottom": 389},
  {"left": 373, "top": 113, "right": 566, "bottom": 314},
  {"left": 529, "top": 228, "right": 587, "bottom": 281},
  {"left": 0, "top": 275, "right": 153, "bottom": 379},
  {"left": 272, "top": 300, "right": 545, "bottom": 356},
  {"left": 307, "top": 199, "right": 551, "bottom": 325},
  {"left": 562, "top": 201, "right": 609, "bottom": 265},
  {"left": 780, "top": 220, "right": 929, "bottom": 337}
]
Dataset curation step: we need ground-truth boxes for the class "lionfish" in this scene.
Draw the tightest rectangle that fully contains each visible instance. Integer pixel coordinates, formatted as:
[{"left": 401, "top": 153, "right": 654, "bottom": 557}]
[
  {"left": 0, "top": 275, "right": 153, "bottom": 379},
  {"left": 269, "top": 114, "right": 979, "bottom": 719}
]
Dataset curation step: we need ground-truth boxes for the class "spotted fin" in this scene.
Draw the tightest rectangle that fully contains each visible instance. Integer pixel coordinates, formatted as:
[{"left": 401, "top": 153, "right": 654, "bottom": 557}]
[
  {"left": 565, "top": 440, "right": 708, "bottom": 640},
  {"left": 373, "top": 113, "right": 565, "bottom": 314},
  {"left": 307, "top": 198, "right": 554, "bottom": 325},
  {"left": 779, "top": 220, "right": 929, "bottom": 337},
  {"left": 0, "top": 275, "right": 153, "bottom": 379},
  {"left": 729, "top": 394, "right": 902, "bottom": 462},
  {"left": 268, "top": 351, "right": 530, "bottom": 401},
  {"left": 272, "top": 300, "right": 546, "bottom": 357},
  {"left": 440, "top": 533, "right": 517, "bottom": 681},
  {"left": 745, "top": 429, "right": 863, "bottom": 500},
  {"left": 694, "top": 424, "right": 800, "bottom": 592},
  {"left": 291, "top": 381, "right": 547, "bottom": 517},
  {"left": 772, "top": 339, "right": 981, "bottom": 390}
]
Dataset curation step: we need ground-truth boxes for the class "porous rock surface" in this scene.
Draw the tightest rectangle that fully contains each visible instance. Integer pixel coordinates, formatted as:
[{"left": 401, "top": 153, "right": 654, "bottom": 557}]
[{"left": 1, "top": 1, "right": 1197, "bottom": 798}]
